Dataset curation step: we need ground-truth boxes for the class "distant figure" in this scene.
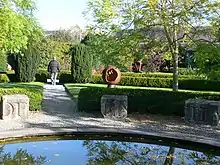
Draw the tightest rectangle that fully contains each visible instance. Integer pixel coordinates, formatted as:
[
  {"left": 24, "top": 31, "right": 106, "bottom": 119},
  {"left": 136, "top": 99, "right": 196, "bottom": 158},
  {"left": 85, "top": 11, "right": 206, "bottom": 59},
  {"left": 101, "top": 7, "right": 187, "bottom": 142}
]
[{"left": 48, "top": 57, "right": 60, "bottom": 85}]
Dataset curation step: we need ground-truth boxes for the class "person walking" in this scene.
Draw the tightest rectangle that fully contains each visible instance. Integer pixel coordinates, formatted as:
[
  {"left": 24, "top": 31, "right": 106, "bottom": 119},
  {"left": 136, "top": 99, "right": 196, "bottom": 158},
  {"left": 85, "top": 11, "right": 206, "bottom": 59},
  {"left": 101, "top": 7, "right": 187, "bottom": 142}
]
[{"left": 48, "top": 57, "right": 60, "bottom": 85}]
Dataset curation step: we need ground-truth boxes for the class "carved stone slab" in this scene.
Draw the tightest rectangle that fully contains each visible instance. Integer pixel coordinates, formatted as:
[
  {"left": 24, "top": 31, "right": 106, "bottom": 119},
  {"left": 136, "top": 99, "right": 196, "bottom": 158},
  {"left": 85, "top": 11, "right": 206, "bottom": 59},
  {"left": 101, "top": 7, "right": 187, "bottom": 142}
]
[
  {"left": 184, "top": 99, "right": 220, "bottom": 126},
  {"left": 0, "top": 94, "right": 29, "bottom": 120},
  {"left": 101, "top": 95, "right": 128, "bottom": 120}
]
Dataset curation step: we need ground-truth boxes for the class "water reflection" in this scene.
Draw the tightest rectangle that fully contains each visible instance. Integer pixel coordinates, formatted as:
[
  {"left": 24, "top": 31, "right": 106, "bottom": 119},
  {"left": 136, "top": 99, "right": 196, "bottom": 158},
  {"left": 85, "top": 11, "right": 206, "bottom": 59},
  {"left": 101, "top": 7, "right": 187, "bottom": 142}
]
[
  {"left": 0, "top": 139, "right": 219, "bottom": 165},
  {"left": 0, "top": 145, "right": 46, "bottom": 164},
  {"left": 83, "top": 141, "right": 220, "bottom": 165}
]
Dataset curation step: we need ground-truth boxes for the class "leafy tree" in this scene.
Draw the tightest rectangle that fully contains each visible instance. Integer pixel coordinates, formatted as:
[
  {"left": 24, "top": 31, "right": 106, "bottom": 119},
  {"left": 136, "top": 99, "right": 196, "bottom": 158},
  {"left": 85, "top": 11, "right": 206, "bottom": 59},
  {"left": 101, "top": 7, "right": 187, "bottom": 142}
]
[
  {"left": 194, "top": 42, "right": 220, "bottom": 80},
  {"left": 37, "top": 38, "right": 54, "bottom": 69},
  {"left": 50, "top": 40, "right": 72, "bottom": 70},
  {"left": 82, "top": 31, "right": 135, "bottom": 71},
  {"left": 194, "top": 17, "right": 220, "bottom": 80},
  {"left": 38, "top": 27, "right": 84, "bottom": 70},
  {"left": 84, "top": 0, "right": 220, "bottom": 91},
  {"left": 0, "top": 0, "right": 43, "bottom": 53},
  {"left": 0, "top": 0, "right": 43, "bottom": 72}
]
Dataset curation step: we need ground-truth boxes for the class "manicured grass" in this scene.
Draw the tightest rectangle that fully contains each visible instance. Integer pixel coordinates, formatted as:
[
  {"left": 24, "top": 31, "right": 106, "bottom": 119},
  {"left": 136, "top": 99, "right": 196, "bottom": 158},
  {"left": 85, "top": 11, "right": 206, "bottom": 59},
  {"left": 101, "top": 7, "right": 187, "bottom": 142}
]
[
  {"left": 0, "top": 82, "right": 44, "bottom": 111},
  {"left": 65, "top": 83, "right": 220, "bottom": 116}
]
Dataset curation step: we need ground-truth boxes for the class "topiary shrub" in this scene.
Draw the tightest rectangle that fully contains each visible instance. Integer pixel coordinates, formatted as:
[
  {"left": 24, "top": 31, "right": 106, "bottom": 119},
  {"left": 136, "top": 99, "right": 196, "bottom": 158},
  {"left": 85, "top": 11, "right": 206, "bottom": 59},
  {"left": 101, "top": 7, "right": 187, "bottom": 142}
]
[
  {"left": 14, "top": 43, "right": 40, "bottom": 82},
  {"left": 70, "top": 44, "right": 93, "bottom": 83}
]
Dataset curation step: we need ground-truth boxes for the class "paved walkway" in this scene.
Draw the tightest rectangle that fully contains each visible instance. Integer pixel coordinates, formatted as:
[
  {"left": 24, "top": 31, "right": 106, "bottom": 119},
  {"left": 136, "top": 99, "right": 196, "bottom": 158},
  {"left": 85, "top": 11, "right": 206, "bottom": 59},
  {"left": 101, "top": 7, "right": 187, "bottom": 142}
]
[
  {"left": 0, "top": 83, "right": 220, "bottom": 148},
  {"left": 42, "top": 84, "right": 77, "bottom": 117}
]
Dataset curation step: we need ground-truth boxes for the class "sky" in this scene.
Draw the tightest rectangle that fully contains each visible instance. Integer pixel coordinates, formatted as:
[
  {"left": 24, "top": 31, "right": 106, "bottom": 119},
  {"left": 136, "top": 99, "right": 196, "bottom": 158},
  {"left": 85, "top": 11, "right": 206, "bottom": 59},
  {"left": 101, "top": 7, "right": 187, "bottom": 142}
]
[{"left": 34, "top": 0, "right": 89, "bottom": 31}]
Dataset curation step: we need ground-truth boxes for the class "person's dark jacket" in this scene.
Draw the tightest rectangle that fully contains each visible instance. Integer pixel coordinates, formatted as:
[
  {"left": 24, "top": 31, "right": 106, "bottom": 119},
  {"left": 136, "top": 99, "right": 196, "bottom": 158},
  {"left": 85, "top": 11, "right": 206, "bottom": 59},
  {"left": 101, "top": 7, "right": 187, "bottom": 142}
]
[{"left": 48, "top": 60, "right": 60, "bottom": 73}]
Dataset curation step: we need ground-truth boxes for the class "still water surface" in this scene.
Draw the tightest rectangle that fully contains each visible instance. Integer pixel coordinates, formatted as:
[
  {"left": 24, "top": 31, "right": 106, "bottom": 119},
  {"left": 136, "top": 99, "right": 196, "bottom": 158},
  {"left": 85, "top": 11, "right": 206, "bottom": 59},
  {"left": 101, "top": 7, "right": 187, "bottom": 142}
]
[{"left": 0, "top": 138, "right": 219, "bottom": 165}]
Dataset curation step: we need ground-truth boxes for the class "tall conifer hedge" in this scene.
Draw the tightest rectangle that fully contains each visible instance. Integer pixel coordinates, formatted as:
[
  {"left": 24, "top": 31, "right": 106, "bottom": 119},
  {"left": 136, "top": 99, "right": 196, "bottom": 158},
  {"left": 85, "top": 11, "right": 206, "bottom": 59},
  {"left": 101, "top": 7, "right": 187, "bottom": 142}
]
[
  {"left": 71, "top": 44, "right": 93, "bottom": 83},
  {"left": 15, "top": 43, "right": 40, "bottom": 82}
]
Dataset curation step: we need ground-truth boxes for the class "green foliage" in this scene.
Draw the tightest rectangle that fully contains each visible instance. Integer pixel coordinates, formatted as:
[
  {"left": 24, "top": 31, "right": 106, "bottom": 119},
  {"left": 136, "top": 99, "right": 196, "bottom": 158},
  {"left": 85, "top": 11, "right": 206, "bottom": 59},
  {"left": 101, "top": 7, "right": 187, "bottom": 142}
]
[
  {"left": 35, "top": 69, "right": 218, "bottom": 91},
  {"left": 37, "top": 38, "right": 72, "bottom": 70},
  {"left": 0, "top": 82, "right": 43, "bottom": 111},
  {"left": 35, "top": 69, "right": 72, "bottom": 83},
  {"left": 15, "top": 43, "right": 41, "bottom": 82},
  {"left": 70, "top": 44, "right": 93, "bottom": 83},
  {"left": 85, "top": 0, "right": 220, "bottom": 91},
  {"left": 83, "top": 31, "right": 135, "bottom": 71},
  {"left": 66, "top": 84, "right": 220, "bottom": 116},
  {"left": 6, "top": 72, "right": 18, "bottom": 82},
  {"left": 35, "top": 69, "right": 49, "bottom": 82},
  {"left": 120, "top": 72, "right": 199, "bottom": 79},
  {"left": 37, "top": 38, "right": 54, "bottom": 69},
  {"left": 38, "top": 27, "right": 83, "bottom": 70},
  {"left": 0, "top": 0, "right": 43, "bottom": 53},
  {"left": 0, "top": 74, "right": 10, "bottom": 83},
  {"left": 0, "top": 51, "right": 7, "bottom": 72},
  {"left": 91, "top": 75, "right": 220, "bottom": 91},
  {"left": 194, "top": 43, "right": 220, "bottom": 80}
]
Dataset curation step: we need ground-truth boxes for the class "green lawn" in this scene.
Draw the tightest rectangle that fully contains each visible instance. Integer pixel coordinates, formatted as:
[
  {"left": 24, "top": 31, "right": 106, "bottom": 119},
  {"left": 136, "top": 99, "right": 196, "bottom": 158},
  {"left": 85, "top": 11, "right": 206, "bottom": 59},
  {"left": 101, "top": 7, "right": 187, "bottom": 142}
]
[{"left": 0, "top": 82, "right": 44, "bottom": 111}]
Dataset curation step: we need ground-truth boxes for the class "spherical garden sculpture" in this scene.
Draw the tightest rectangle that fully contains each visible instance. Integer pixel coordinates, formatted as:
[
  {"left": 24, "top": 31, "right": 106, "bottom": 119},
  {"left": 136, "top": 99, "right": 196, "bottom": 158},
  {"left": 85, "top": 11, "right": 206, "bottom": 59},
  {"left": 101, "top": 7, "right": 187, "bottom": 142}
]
[{"left": 102, "top": 65, "right": 121, "bottom": 88}]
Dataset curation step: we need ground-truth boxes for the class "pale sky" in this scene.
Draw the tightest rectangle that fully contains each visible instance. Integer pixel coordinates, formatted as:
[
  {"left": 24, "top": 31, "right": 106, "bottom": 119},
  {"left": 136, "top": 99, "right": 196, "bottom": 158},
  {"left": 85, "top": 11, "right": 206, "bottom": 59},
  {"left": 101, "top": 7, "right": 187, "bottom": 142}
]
[{"left": 35, "top": 0, "right": 89, "bottom": 31}]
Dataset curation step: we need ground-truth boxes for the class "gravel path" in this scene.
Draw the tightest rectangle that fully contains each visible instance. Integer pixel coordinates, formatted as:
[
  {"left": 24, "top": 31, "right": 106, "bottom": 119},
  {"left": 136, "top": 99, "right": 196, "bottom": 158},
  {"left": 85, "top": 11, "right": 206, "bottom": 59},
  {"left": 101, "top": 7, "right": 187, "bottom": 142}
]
[{"left": 0, "top": 84, "right": 219, "bottom": 141}]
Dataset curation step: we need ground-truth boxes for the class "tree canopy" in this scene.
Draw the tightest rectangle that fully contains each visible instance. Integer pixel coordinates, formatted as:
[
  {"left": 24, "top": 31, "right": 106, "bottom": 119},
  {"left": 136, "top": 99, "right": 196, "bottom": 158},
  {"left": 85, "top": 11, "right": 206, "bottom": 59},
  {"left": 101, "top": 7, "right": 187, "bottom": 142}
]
[
  {"left": 0, "top": 0, "right": 43, "bottom": 54},
  {"left": 84, "top": 0, "right": 220, "bottom": 91}
]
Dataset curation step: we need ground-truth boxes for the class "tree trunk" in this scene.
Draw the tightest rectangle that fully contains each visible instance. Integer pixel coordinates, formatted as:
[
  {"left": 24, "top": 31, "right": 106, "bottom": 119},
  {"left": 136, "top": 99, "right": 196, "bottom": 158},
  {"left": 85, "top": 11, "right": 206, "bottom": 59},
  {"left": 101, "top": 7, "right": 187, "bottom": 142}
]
[
  {"left": 172, "top": 52, "right": 178, "bottom": 91},
  {"left": 172, "top": 24, "right": 179, "bottom": 92},
  {"left": 164, "top": 147, "right": 175, "bottom": 165}
]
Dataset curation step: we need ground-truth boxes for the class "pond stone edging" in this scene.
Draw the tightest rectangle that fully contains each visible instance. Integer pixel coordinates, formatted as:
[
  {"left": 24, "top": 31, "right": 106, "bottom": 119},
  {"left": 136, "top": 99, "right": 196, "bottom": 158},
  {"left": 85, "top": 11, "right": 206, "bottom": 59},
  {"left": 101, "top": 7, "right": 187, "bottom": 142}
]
[{"left": 0, "top": 127, "right": 219, "bottom": 149}]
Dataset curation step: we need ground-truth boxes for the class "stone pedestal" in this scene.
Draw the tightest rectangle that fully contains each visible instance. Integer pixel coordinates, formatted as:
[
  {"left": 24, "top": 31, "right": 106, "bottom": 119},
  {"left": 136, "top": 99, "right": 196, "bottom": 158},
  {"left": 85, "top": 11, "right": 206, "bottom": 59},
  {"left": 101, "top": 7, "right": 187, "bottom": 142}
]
[
  {"left": 184, "top": 99, "right": 220, "bottom": 126},
  {"left": 0, "top": 95, "right": 29, "bottom": 120},
  {"left": 101, "top": 95, "right": 128, "bottom": 120}
]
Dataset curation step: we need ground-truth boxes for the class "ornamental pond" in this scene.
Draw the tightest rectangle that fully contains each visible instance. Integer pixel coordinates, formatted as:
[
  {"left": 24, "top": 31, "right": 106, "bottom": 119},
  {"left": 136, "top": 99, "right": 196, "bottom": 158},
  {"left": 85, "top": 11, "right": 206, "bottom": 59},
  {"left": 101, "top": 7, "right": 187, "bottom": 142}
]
[{"left": 0, "top": 134, "right": 219, "bottom": 165}]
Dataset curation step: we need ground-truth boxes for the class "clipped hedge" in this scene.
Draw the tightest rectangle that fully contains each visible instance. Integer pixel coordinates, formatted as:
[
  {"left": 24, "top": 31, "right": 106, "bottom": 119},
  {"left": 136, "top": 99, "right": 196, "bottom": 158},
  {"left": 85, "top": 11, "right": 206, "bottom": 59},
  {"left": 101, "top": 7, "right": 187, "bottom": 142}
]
[
  {"left": 35, "top": 69, "right": 72, "bottom": 83},
  {"left": 120, "top": 72, "right": 200, "bottom": 79},
  {"left": 65, "top": 84, "right": 220, "bottom": 116},
  {"left": 0, "top": 74, "right": 10, "bottom": 83},
  {"left": 35, "top": 69, "right": 220, "bottom": 91},
  {"left": 91, "top": 75, "right": 220, "bottom": 91},
  {"left": 0, "top": 83, "right": 43, "bottom": 111}
]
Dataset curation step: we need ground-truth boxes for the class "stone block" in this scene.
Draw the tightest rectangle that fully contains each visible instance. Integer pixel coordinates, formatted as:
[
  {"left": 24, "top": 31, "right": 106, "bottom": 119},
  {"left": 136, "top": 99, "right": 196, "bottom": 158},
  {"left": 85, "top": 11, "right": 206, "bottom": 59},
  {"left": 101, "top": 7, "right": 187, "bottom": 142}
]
[
  {"left": 184, "top": 99, "right": 220, "bottom": 126},
  {"left": 0, "top": 94, "right": 29, "bottom": 120},
  {"left": 101, "top": 95, "right": 128, "bottom": 120}
]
